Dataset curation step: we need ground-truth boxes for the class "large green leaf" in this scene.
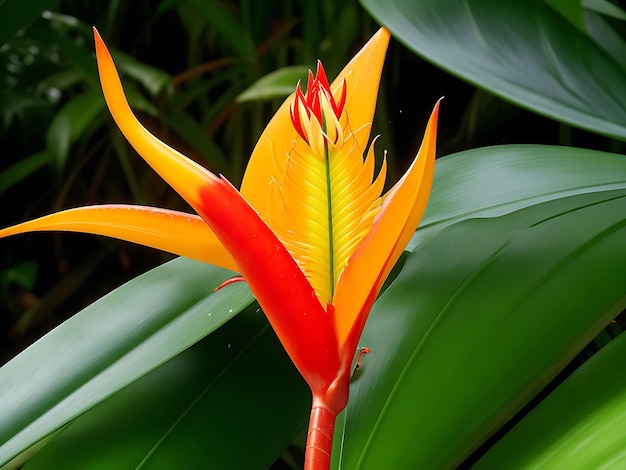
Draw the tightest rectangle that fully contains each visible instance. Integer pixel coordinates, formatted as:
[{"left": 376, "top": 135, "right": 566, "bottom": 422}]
[
  {"left": 334, "top": 188, "right": 626, "bottom": 468},
  {"left": 22, "top": 307, "right": 309, "bottom": 470},
  {"left": 359, "top": 0, "right": 626, "bottom": 140},
  {"left": 584, "top": 7, "right": 626, "bottom": 68},
  {"left": 475, "top": 327, "right": 626, "bottom": 469},
  {"left": 0, "top": 258, "right": 254, "bottom": 467},
  {"left": 543, "top": 0, "right": 585, "bottom": 31},
  {"left": 411, "top": 145, "right": 626, "bottom": 250},
  {"left": 584, "top": 0, "right": 626, "bottom": 20}
]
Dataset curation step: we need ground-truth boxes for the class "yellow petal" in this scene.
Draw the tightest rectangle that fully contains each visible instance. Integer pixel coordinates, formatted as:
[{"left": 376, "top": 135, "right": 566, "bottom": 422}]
[
  {"left": 94, "top": 28, "right": 218, "bottom": 214},
  {"left": 240, "top": 28, "right": 391, "bottom": 221},
  {"left": 0, "top": 205, "right": 237, "bottom": 271},
  {"left": 266, "top": 127, "right": 386, "bottom": 307},
  {"left": 333, "top": 100, "right": 440, "bottom": 349}
]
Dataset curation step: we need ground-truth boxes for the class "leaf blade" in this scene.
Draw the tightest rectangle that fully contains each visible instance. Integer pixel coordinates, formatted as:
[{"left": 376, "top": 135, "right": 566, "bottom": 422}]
[
  {"left": 0, "top": 257, "right": 254, "bottom": 466},
  {"left": 410, "top": 145, "right": 626, "bottom": 251},
  {"left": 360, "top": 0, "right": 626, "bottom": 139},
  {"left": 475, "top": 328, "right": 626, "bottom": 469},
  {"left": 21, "top": 307, "right": 310, "bottom": 470},
  {"left": 335, "top": 189, "right": 626, "bottom": 468}
]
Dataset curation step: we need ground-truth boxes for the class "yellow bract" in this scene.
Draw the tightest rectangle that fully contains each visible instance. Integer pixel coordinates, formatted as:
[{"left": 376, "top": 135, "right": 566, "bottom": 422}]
[
  {"left": 267, "top": 97, "right": 386, "bottom": 307},
  {"left": 240, "top": 28, "right": 392, "bottom": 227}
]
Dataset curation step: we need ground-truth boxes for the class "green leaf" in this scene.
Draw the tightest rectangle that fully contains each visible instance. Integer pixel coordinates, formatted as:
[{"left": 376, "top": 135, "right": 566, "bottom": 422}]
[
  {"left": 163, "top": 111, "right": 230, "bottom": 173},
  {"left": 0, "top": 92, "right": 51, "bottom": 128},
  {"left": 544, "top": 0, "right": 586, "bottom": 31},
  {"left": 45, "top": 90, "right": 105, "bottom": 170},
  {"left": 159, "top": 0, "right": 255, "bottom": 59},
  {"left": 359, "top": 0, "right": 626, "bottom": 140},
  {"left": 475, "top": 329, "right": 626, "bottom": 469},
  {"left": 0, "top": 257, "right": 254, "bottom": 466},
  {"left": 236, "top": 66, "right": 310, "bottom": 103},
  {"left": 21, "top": 307, "right": 309, "bottom": 470},
  {"left": 584, "top": 8, "right": 626, "bottom": 67},
  {"left": 122, "top": 82, "right": 160, "bottom": 117},
  {"left": 111, "top": 51, "right": 172, "bottom": 97},
  {"left": 40, "top": 10, "right": 88, "bottom": 30},
  {"left": 410, "top": 145, "right": 626, "bottom": 251},
  {"left": 334, "top": 188, "right": 626, "bottom": 468},
  {"left": 0, "top": 151, "right": 51, "bottom": 194},
  {"left": 36, "top": 70, "right": 86, "bottom": 95},
  {"left": 584, "top": 0, "right": 626, "bottom": 21}
]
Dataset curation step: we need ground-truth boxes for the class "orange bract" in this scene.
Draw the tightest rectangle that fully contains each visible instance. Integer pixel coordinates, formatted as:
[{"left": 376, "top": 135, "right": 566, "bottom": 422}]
[{"left": 268, "top": 61, "right": 388, "bottom": 308}]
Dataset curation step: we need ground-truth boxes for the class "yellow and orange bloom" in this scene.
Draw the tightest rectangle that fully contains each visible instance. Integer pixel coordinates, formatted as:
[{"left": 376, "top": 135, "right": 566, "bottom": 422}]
[{"left": 0, "top": 27, "right": 439, "bottom": 469}]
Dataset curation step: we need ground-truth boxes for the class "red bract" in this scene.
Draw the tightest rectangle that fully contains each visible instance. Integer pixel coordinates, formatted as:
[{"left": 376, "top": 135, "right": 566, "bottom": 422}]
[{"left": 290, "top": 62, "right": 347, "bottom": 143}]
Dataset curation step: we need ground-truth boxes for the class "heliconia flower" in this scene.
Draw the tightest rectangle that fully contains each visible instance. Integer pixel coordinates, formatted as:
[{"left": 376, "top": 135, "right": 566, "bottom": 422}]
[{"left": 0, "top": 27, "right": 439, "bottom": 469}]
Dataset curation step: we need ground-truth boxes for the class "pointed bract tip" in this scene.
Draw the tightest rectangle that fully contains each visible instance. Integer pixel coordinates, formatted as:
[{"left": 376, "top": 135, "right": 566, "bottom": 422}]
[
  {"left": 93, "top": 27, "right": 107, "bottom": 56},
  {"left": 431, "top": 97, "right": 443, "bottom": 122}
]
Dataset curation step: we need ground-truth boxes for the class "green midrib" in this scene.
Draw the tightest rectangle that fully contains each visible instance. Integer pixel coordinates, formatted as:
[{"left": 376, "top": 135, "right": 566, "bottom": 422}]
[{"left": 323, "top": 113, "right": 335, "bottom": 299}]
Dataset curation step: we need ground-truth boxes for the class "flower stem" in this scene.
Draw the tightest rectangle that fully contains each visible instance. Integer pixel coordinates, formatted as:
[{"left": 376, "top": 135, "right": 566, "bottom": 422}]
[{"left": 304, "top": 403, "right": 337, "bottom": 470}]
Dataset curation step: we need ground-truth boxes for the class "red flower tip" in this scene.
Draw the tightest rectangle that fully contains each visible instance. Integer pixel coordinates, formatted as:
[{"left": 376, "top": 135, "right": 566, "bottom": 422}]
[
  {"left": 290, "top": 82, "right": 309, "bottom": 143},
  {"left": 289, "top": 61, "right": 347, "bottom": 142}
]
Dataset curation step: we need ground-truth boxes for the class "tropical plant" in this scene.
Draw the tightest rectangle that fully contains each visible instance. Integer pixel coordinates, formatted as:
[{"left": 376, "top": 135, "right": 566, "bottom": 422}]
[{"left": 1, "top": 0, "right": 626, "bottom": 469}]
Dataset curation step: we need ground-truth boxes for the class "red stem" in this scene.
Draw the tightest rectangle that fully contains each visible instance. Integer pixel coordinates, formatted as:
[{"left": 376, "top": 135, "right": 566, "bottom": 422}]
[{"left": 304, "top": 404, "right": 337, "bottom": 470}]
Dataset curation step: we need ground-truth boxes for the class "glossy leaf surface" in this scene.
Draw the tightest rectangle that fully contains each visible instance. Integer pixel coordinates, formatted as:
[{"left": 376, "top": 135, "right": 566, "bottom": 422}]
[
  {"left": 360, "top": 0, "right": 626, "bottom": 139},
  {"left": 411, "top": 145, "right": 626, "bottom": 251},
  {"left": 22, "top": 308, "right": 309, "bottom": 470},
  {"left": 0, "top": 258, "right": 254, "bottom": 466},
  {"left": 476, "top": 328, "right": 626, "bottom": 469},
  {"left": 334, "top": 188, "right": 626, "bottom": 468}
]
